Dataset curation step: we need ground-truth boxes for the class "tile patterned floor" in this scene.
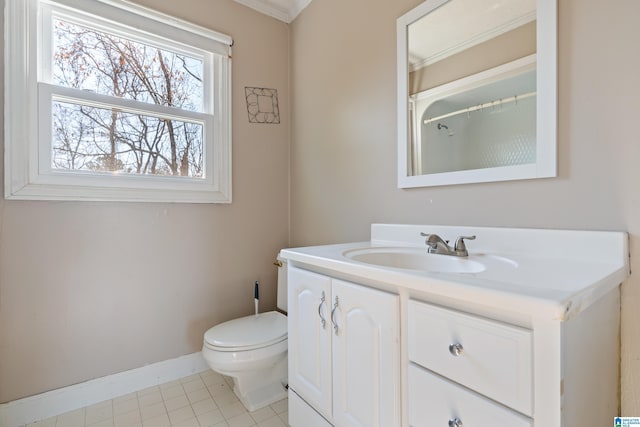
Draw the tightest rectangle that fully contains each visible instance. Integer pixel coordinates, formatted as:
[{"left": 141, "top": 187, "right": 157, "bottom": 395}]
[{"left": 24, "top": 371, "right": 288, "bottom": 427}]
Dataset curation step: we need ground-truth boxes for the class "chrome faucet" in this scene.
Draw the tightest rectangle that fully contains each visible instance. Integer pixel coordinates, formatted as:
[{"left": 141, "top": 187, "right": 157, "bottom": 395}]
[{"left": 420, "top": 233, "right": 476, "bottom": 257}]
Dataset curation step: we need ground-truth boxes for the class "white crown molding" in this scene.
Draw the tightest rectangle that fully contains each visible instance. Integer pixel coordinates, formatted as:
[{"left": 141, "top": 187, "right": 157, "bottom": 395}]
[
  {"left": 233, "top": 0, "right": 313, "bottom": 23},
  {"left": 290, "top": 0, "right": 313, "bottom": 20}
]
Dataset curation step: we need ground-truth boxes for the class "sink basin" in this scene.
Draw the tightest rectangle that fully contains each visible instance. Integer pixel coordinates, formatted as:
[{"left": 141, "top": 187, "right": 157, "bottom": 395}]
[{"left": 343, "top": 247, "right": 486, "bottom": 273}]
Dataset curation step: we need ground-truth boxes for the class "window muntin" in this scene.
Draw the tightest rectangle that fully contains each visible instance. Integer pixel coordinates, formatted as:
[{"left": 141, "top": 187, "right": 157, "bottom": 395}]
[{"left": 5, "top": 0, "right": 232, "bottom": 202}]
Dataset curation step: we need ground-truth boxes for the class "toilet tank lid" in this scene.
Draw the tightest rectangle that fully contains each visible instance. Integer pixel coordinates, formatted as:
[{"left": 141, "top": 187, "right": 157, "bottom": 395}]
[{"left": 204, "top": 311, "right": 287, "bottom": 348}]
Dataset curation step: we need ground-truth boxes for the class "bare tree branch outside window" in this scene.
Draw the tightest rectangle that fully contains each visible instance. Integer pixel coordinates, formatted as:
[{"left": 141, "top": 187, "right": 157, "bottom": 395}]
[{"left": 51, "top": 19, "right": 205, "bottom": 178}]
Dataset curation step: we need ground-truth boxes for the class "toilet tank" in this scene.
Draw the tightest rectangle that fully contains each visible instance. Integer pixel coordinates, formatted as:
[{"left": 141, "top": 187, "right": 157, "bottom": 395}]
[{"left": 276, "top": 255, "right": 288, "bottom": 313}]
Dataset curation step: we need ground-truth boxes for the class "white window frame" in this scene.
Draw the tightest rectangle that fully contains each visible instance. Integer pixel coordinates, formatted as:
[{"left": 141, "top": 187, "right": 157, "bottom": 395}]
[{"left": 5, "top": 0, "right": 233, "bottom": 203}]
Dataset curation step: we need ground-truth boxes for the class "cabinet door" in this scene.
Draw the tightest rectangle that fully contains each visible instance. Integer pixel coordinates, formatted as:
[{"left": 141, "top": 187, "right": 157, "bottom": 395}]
[
  {"left": 331, "top": 279, "right": 400, "bottom": 427},
  {"left": 288, "top": 266, "right": 332, "bottom": 419},
  {"left": 289, "top": 389, "right": 333, "bottom": 427}
]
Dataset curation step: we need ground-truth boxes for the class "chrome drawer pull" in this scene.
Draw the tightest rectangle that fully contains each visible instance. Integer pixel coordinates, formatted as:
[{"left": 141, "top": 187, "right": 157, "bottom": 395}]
[
  {"left": 449, "top": 343, "right": 464, "bottom": 356},
  {"left": 331, "top": 296, "right": 339, "bottom": 335},
  {"left": 448, "top": 418, "right": 463, "bottom": 427},
  {"left": 318, "top": 291, "right": 327, "bottom": 329}
]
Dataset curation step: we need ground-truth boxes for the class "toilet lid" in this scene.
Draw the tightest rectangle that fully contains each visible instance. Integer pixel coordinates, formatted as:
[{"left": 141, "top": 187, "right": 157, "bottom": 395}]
[{"left": 204, "top": 311, "right": 287, "bottom": 350}]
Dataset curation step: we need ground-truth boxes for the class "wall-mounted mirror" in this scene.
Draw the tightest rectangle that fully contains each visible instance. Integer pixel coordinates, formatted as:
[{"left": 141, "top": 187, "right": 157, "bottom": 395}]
[{"left": 397, "top": 0, "right": 557, "bottom": 188}]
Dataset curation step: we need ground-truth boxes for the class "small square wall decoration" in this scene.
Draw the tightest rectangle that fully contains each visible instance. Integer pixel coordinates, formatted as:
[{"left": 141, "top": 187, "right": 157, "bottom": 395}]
[{"left": 245, "top": 87, "right": 280, "bottom": 124}]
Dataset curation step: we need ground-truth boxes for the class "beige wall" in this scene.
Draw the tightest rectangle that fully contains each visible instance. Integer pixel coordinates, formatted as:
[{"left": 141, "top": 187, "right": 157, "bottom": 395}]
[
  {"left": 291, "top": 0, "right": 640, "bottom": 415},
  {"left": 0, "top": 0, "right": 290, "bottom": 403}
]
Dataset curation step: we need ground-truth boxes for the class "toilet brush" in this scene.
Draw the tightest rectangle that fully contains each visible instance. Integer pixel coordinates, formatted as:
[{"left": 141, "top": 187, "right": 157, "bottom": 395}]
[{"left": 254, "top": 281, "right": 259, "bottom": 315}]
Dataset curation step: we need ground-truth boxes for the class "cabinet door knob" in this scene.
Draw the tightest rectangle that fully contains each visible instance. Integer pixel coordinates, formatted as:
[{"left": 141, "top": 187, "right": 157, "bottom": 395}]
[
  {"left": 331, "top": 296, "right": 339, "bottom": 335},
  {"left": 449, "top": 343, "right": 464, "bottom": 356},
  {"left": 448, "top": 418, "right": 463, "bottom": 427},
  {"left": 318, "top": 291, "right": 327, "bottom": 329}
]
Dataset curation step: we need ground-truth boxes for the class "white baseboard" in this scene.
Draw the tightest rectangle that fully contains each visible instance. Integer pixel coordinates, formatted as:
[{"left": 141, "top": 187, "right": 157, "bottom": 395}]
[{"left": 0, "top": 352, "right": 209, "bottom": 427}]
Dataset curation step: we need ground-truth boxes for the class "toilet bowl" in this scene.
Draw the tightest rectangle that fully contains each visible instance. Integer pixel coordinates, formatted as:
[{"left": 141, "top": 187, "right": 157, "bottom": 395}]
[
  {"left": 202, "top": 259, "right": 289, "bottom": 411},
  {"left": 202, "top": 311, "right": 288, "bottom": 411}
]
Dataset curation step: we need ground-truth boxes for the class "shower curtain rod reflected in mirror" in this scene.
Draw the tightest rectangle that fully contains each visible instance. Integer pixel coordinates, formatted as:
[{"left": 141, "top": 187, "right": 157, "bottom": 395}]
[{"left": 423, "top": 91, "right": 537, "bottom": 125}]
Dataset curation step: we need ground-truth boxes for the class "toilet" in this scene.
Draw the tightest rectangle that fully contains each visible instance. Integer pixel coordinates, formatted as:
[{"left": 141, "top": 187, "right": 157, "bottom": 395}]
[{"left": 202, "top": 259, "right": 288, "bottom": 412}]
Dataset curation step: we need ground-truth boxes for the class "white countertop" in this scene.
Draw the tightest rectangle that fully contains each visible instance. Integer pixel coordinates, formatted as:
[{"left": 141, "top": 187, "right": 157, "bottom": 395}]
[{"left": 280, "top": 224, "right": 630, "bottom": 321}]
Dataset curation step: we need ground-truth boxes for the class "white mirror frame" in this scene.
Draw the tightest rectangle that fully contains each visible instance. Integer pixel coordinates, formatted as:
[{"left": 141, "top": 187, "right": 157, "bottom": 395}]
[{"left": 397, "top": 0, "right": 557, "bottom": 188}]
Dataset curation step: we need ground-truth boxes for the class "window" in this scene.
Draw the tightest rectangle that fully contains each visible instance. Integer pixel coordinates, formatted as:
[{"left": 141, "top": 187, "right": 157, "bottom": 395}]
[{"left": 5, "top": 0, "right": 232, "bottom": 202}]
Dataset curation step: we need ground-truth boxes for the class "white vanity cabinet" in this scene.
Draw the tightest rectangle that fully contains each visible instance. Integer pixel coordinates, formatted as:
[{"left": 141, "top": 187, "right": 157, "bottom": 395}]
[
  {"left": 287, "top": 266, "right": 400, "bottom": 427},
  {"left": 281, "top": 224, "right": 629, "bottom": 427}
]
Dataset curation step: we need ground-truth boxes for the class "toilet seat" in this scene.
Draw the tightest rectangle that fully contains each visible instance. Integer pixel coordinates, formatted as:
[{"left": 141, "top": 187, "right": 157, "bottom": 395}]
[{"left": 204, "top": 311, "right": 287, "bottom": 352}]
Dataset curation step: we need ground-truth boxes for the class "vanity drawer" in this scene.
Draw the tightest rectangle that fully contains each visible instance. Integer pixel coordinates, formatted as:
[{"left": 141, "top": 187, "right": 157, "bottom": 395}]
[
  {"left": 408, "top": 363, "right": 532, "bottom": 427},
  {"left": 408, "top": 300, "right": 532, "bottom": 415}
]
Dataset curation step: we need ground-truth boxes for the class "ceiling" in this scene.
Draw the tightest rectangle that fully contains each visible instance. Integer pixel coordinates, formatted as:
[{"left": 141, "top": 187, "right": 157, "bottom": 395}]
[
  {"left": 408, "top": 0, "right": 535, "bottom": 70},
  {"left": 233, "top": 0, "right": 313, "bottom": 23}
]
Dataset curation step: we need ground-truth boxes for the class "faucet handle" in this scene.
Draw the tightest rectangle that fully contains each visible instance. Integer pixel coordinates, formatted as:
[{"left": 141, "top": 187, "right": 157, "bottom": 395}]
[
  {"left": 420, "top": 232, "right": 449, "bottom": 248},
  {"left": 454, "top": 235, "right": 476, "bottom": 253}
]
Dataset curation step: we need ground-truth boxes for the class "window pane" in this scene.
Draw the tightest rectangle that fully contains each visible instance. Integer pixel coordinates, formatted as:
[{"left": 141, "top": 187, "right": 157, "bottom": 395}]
[
  {"left": 52, "top": 101, "right": 204, "bottom": 178},
  {"left": 52, "top": 19, "right": 204, "bottom": 112}
]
